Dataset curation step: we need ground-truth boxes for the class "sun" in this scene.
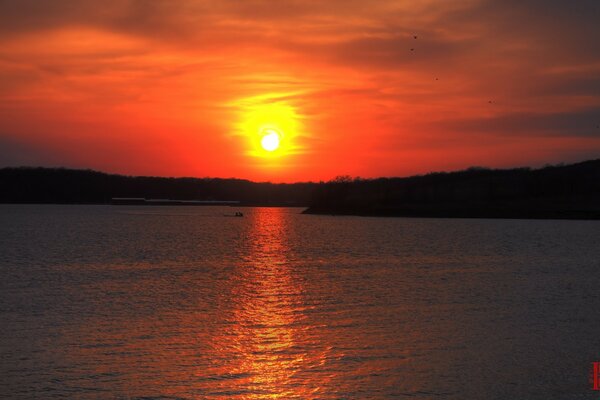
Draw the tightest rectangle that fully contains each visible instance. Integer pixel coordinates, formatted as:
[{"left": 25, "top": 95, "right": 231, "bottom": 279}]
[
  {"left": 260, "top": 129, "right": 280, "bottom": 152},
  {"left": 232, "top": 94, "right": 305, "bottom": 162}
]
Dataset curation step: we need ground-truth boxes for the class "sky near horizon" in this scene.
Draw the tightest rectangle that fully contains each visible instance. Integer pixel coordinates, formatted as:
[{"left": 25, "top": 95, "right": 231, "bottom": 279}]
[{"left": 0, "top": 0, "right": 599, "bottom": 182}]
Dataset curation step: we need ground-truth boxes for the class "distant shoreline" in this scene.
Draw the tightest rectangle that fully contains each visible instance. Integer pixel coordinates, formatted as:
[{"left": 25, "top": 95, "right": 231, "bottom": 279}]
[
  {"left": 2, "top": 203, "right": 599, "bottom": 220},
  {"left": 303, "top": 159, "right": 600, "bottom": 221},
  {"left": 0, "top": 202, "right": 306, "bottom": 207},
  {"left": 2, "top": 159, "right": 599, "bottom": 217},
  {"left": 302, "top": 206, "right": 600, "bottom": 220}
]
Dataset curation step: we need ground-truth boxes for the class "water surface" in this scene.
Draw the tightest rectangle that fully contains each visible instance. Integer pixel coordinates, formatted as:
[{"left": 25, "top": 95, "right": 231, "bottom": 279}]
[{"left": 1, "top": 205, "right": 600, "bottom": 399}]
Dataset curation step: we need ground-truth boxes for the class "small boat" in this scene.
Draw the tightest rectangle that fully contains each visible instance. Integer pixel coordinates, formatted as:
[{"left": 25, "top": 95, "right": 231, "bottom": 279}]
[{"left": 224, "top": 212, "right": 244, "bottom": 217}]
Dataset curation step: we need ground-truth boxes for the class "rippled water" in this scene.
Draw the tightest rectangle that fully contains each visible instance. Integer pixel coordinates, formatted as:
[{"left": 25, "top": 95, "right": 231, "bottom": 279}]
[{"left": 1, "top": 205, "right": 600, "bottom": 399}]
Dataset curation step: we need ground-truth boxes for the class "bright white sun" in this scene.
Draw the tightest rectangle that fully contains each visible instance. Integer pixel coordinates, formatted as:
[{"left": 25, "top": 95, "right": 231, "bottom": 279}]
[{"left": 260, "top": 129, "right": 280, "bottom": 152}]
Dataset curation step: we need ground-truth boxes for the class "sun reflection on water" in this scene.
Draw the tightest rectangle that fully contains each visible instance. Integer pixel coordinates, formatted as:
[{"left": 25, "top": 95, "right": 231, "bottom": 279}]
[{"left": 210, "top": 208, "right": 329, "bottom": 399}]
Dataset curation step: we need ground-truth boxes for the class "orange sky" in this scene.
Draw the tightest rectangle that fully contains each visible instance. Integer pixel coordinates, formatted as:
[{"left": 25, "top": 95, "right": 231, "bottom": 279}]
[{"left": 0, "top": 0, "right": 599, "bottom": 182}]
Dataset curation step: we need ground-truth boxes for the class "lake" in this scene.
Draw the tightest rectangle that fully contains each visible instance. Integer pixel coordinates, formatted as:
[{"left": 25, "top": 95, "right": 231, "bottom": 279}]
[{"left": 1, "top": 205, "right": 600, "bottom": 399}]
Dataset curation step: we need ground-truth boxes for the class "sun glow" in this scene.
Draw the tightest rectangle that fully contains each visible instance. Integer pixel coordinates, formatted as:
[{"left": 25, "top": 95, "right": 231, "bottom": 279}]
[{"left": 233, "top": 94, "right": 304, "bottom": 162}]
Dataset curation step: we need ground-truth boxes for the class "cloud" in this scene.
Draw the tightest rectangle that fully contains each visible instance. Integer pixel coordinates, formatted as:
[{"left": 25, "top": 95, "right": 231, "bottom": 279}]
[
  {"left": 444, "top": 108, "right": 600, "bottom": 137},
  {"left": 0, "top": 134, "right": 60, "bottom": 167}
]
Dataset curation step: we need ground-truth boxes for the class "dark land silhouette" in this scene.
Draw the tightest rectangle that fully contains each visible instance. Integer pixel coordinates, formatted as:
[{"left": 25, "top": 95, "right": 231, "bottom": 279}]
[
  {"left": 1, "top": 159, "right": 599, "bottom": 219},
  {"left": 304, "top": 159, "right": 600, "bottom": 219},
  {"left": 0, "top": 168, "right": 316, "bottom": 206}
]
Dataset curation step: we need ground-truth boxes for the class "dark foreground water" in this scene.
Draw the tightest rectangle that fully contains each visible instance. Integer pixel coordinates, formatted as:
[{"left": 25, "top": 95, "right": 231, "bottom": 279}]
[{"left": 1, "top": 205, "right": 600, "bottom": 399}]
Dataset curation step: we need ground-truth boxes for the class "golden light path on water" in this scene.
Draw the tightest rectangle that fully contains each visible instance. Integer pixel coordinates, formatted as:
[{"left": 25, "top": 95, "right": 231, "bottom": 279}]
[{"left": 207, "top": 209, "right": 332, "bottom": 398}]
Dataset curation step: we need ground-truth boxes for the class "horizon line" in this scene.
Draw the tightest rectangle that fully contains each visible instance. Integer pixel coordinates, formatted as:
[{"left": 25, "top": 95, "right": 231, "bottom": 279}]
[{"left": 1, "top": 157, "right": 599, "bottom": 184}]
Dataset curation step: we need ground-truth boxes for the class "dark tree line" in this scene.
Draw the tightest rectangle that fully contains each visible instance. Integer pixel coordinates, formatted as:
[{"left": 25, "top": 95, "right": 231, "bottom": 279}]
[
  {"left": 305, "top": 159, "right": 600, "bottom": 219},
  {"left": 1, "top": 159, "right": 599, "bottom": 218},
  {"left": 0, "top": 167, "right": 316, "bottom": 206}
]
